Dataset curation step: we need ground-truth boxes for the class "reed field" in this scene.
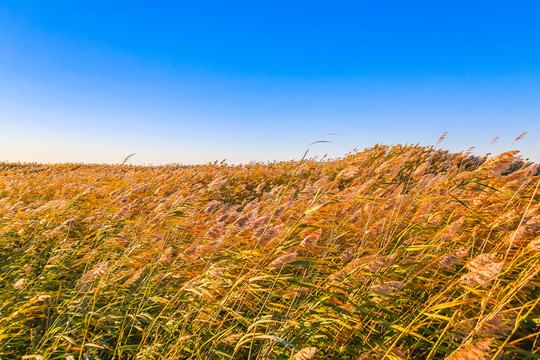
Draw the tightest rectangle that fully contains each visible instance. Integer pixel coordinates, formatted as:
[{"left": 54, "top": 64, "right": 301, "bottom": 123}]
[{"left": 1, "top": 143, "right": 539, "bottom": 359}]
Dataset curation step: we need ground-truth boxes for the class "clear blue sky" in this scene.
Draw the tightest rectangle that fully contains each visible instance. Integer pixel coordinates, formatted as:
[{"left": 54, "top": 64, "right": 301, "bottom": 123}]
[{"left": 1, "top": 1, "right": 539, "bottom": 164}]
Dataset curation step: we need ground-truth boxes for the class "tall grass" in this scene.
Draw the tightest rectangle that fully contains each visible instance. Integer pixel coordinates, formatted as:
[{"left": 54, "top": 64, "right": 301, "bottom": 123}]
[{"left": 0, "top": 144, "right": 538, "bottom": 359}]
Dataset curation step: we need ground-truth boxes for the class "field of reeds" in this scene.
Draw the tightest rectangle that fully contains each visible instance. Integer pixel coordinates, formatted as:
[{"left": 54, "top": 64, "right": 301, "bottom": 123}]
[{"left": 1, "top": 143, "right": 539, "bottom": 359}]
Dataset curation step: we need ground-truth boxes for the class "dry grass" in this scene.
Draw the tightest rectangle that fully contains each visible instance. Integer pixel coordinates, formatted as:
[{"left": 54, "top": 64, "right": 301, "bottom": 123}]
[{"left": 0, "top": 144, "right": 539, "bottom": 359}]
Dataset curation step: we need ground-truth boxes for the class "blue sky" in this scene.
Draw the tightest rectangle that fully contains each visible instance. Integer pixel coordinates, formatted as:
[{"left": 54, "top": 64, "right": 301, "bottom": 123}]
[{"left": 1, "top": 1, "right": 539, "bottom": 164}]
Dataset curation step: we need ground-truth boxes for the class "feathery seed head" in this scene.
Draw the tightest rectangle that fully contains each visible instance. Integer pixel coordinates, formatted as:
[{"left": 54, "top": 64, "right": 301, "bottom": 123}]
[
  {"left": 292, "top": 347, "right": 317, "bottom": 360},
  {"left": 159, "top": 247, "right": 179, "bottom": 265},
  {"left": 438, "top": 247, "right": 468, "bottom": 269},
  {"left": 269, "top": 251, "right": 297, "bottom": 269},
  {"left": 370, "top": 281, "right": 404, "bottom": 296},
  {"left": 14, "top": 278, "right": 27, "bottom": 290},
  {"left": 527, "top": 237, "right": 540, "bottom": 251},
  {"left": 300, "top": 229, "right": 322, "bottom": 249}
]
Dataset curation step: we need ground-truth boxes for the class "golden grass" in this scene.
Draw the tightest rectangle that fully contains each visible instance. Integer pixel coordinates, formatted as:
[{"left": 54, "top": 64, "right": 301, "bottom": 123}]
[{"left": 0, "top": 144, "right": 539, "bottom": 359}]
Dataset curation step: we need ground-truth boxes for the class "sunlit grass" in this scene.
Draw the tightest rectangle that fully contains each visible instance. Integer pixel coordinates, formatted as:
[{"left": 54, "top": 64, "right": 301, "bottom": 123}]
[{"left": 1, "top": 144, "right": 539, "bottom": 359}]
